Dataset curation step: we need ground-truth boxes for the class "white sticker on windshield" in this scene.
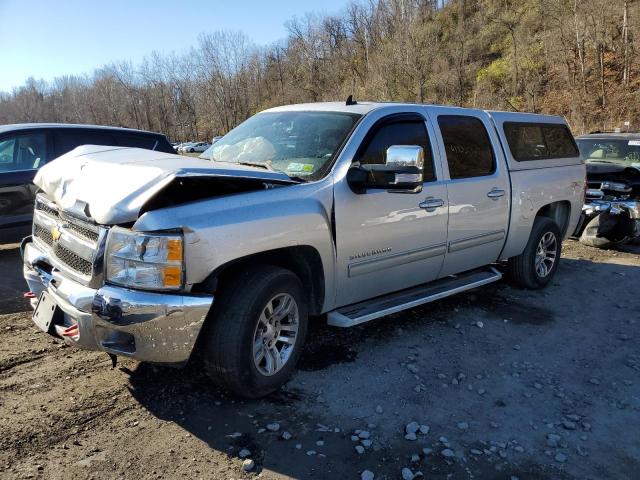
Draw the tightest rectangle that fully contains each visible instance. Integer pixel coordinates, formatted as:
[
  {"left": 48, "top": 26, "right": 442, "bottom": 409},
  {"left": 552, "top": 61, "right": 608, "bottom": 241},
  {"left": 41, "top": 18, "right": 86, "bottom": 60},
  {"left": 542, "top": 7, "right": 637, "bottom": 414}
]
[{"left": 628, "top": 140, "right": 640, "bottom": 146}]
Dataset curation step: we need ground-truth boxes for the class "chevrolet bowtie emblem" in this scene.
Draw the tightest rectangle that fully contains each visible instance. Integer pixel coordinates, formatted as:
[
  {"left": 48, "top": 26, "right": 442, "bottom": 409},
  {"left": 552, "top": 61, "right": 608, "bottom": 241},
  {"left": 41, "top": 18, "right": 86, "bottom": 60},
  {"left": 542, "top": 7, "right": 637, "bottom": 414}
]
[{"left": 51, "top": 226, "right": 61, "bottom": 242}]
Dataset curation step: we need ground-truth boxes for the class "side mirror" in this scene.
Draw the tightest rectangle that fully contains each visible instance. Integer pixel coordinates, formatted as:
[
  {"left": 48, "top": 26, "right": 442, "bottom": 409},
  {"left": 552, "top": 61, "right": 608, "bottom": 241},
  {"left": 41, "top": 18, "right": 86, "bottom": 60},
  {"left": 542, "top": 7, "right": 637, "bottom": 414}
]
[{"left": 347, "top": 145, "right": 424, "bottom": 194}]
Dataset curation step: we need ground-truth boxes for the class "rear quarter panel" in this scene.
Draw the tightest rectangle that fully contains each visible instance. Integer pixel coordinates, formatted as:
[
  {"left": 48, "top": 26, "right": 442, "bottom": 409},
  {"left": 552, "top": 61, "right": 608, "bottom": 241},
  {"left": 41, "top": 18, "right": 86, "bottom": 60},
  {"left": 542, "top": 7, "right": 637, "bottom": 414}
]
[
  {"left": 487, "top": 111, "right": 585, "bottom": 259},
  {"left": 500, "top": 164, "right": 585, "bottom": 259}
]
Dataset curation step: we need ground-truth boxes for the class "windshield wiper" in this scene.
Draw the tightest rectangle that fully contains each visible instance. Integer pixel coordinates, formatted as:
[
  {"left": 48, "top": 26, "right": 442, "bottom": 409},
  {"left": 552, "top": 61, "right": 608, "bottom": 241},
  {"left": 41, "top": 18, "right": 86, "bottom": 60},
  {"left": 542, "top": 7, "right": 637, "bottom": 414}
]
[
  {"left": 237, "top": 161, "right": 275, "bottom": 171},
  {"left": 235, "top": 161, "right": 306, "bottom": 183}
]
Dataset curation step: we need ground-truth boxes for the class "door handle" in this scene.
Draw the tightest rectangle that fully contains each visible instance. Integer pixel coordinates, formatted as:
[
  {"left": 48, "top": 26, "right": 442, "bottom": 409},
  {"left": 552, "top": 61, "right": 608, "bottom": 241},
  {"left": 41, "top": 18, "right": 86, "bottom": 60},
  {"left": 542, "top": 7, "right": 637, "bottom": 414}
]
[
  {"left": 487, "top": 188, "right": 505, "bottom": 199},
  {"left": 419, "top": 197, "right": 444, "bottom": 212}
]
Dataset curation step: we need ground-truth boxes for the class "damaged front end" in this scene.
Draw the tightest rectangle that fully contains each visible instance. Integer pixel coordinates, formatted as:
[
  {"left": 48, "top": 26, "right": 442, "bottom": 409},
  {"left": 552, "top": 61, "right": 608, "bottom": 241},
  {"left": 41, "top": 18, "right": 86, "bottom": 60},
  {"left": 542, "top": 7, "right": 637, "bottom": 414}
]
[{"left": 574, "top": 167, "right": 640, "bottom": 248}]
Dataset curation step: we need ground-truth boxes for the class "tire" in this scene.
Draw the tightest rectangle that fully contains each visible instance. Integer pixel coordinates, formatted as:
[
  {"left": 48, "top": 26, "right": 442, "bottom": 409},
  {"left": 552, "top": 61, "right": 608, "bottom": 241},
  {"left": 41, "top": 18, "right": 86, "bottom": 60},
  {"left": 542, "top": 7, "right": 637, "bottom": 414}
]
[
  {"left": 507, "top": 217, "right": 562, "bottom": 289},
  {"left": 201, "top": 266, "right": 308, "bottom": 398},
  {"left": 189, "top": 148, "right": 195, "bottom": 153},
  {"left": 579, "top": 211, "right": 634, "bottom": 249}
]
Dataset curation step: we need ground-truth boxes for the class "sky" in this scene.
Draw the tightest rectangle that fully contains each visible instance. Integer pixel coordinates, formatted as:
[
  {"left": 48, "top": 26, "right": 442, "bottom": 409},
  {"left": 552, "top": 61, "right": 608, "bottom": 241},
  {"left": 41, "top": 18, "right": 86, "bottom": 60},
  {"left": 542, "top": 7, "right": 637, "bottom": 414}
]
[{"left": 0, "top": 0, "right": 348, "bottom": 93}]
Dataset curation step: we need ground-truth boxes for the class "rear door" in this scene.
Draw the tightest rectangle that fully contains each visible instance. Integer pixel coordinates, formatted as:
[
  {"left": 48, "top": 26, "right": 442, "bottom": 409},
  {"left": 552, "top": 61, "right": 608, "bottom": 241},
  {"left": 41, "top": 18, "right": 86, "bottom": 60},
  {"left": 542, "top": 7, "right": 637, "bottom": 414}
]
[
  {"left": 0, "top": 130, "right": 48, "bottom": 234},
  {"left": 333, "top": 108, "right": 449, "bottom": 307},
  {"left": 426, "top": 107, "right": 510, "bottom": 276}
]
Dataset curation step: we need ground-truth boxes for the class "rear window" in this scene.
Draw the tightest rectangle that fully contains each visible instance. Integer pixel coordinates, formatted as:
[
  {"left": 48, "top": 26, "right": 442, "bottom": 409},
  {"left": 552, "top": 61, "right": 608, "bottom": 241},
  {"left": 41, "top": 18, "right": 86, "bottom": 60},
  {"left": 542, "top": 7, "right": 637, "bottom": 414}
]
[
  {"left": 54, "top": 130, "right": 117, "bottom": 156},
  {"left": 114, "top": 134, "right": 158, "bottom": 150},
  {"left": 504, "top": 122, "right": 579, "bottom": 161}
]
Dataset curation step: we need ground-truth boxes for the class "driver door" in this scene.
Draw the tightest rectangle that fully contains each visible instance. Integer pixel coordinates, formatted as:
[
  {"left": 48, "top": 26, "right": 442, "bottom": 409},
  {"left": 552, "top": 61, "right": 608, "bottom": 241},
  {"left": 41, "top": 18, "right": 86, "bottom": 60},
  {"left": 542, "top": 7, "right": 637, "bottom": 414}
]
[{"left": 333, "top": 110, "right": 449, "bottom": 307}]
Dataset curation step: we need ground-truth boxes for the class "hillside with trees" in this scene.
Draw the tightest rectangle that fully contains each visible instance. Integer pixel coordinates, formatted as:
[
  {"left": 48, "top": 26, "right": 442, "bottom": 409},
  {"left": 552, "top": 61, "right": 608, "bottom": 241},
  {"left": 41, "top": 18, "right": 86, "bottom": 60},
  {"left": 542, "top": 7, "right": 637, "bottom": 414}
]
[{"left": 1, "top": 0, "right": 637, "bottom": 140}]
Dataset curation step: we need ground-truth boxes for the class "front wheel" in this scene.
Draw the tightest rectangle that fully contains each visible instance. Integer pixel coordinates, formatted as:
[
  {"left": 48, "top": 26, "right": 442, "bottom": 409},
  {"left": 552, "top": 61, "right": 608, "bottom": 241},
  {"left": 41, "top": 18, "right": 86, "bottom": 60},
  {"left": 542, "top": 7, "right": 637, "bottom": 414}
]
[
  {"left": 507, "top": 217, "right": 562, "bottom": 289},
  {"left": 201, "top": 266, "right": 308, "bottom": 398}
]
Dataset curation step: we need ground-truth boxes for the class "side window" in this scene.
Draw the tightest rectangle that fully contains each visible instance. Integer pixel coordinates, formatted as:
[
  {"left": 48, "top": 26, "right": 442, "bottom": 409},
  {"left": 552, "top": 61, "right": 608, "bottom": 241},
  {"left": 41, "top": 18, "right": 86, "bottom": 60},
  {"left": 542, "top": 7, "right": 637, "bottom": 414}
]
[
  {"left": 54, "top": 131, "right": 117, "bottom": 156},
  {"left": 542, "top": 125, "right": 579, "bottom": 158},
  {"left": 357, "top": 119, "right": 435, "bottom": 181},
  {"left": 0, "top": 132, "right": 47, "bottom": 172},
  {"left": 504, "top": 122, "right": 579, "bottom": 161},
  {"left": 438, "top": 115, "right": 495, "bottom": 179},
  {"left": 114, "top": 134, "right": 157, "bottom": 150}
]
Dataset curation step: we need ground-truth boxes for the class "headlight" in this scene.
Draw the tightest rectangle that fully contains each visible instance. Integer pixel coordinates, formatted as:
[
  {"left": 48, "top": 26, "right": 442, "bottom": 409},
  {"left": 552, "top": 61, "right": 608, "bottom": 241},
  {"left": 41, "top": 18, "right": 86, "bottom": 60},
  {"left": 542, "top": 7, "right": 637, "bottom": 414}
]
[{"left": 105, "top": 228, "right": 183, "bottom": 290}]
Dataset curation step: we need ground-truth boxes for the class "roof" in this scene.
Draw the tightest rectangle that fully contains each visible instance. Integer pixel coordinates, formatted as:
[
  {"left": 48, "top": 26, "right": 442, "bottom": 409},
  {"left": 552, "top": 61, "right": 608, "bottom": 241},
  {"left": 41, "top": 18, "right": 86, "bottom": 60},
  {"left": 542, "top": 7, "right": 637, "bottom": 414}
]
[
  {"left": 263, "top": 102, "right": 567, "bottom": 122},
  {"left": 0, "top": 123, "right": 164, "bottom": 136},
  {"left": 576, "top": 132, "right": 640, "bottom": 140}
]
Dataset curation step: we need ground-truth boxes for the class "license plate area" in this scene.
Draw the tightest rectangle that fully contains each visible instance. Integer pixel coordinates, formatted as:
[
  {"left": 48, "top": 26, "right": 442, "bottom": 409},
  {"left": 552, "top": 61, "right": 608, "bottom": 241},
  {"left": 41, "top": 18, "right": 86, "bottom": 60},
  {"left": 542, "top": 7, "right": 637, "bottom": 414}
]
[{"left": 33, "top": 292, "right": 61, "bottom": 333}]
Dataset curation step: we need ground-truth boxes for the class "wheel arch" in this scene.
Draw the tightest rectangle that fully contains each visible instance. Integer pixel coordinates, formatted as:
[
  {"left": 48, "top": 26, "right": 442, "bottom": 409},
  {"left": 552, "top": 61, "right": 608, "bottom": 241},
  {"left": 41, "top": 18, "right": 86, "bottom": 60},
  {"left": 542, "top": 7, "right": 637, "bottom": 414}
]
[
  {"left": 192, "top": 245, "right": 326, "bottom": 316},
  {"left": 535, "top": 200, "right": 572, "bottom": 237}
]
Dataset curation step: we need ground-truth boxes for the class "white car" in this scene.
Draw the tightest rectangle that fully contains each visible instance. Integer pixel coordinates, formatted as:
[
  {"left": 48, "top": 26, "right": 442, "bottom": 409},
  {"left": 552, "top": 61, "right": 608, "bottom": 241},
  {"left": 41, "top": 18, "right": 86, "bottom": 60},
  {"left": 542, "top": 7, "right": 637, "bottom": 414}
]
[{"left": 180, "top": 142, "right": 210, "bottom": 153}]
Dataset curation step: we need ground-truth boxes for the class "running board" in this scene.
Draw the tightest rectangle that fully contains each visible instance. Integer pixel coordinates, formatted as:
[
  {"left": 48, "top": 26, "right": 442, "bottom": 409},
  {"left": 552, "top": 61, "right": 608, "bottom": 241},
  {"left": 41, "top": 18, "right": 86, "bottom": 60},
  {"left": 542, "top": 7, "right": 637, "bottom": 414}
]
[{"left": 327, "top": 267, "right": 502, "bottom": 328}]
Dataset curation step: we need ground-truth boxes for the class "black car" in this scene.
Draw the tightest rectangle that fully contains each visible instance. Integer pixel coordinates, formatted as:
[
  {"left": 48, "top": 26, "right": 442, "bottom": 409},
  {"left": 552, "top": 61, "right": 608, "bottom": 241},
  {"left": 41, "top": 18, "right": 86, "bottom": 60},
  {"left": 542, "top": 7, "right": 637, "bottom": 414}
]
[
  {"left": 574, "top": 132, "right": 640, "bottom": 247},
  {"left": 0, "top": 123, "right": 174, "bottom": 242}
]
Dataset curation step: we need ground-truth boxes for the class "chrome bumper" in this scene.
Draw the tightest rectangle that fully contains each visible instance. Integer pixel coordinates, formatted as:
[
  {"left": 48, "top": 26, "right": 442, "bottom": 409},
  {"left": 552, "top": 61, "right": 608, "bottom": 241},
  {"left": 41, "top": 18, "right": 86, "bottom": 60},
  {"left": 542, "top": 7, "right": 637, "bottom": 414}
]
[
  {"left": 22, "top": 239, "right": 213, "bottom": 364},
  {"left": 583, "top": 199, "right": 640, "bottom": 219}
]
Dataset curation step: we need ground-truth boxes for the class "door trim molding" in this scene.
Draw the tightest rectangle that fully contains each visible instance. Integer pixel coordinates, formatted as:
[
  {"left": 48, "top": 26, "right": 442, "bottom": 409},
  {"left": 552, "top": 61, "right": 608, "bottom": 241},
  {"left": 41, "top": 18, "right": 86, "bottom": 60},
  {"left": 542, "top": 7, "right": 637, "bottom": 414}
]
[
  {"left": 448, "top": 230, "right": 505, "bottom": 253},
  {"left": 348, "top": 243, "right": 447, "bottom": 278}
]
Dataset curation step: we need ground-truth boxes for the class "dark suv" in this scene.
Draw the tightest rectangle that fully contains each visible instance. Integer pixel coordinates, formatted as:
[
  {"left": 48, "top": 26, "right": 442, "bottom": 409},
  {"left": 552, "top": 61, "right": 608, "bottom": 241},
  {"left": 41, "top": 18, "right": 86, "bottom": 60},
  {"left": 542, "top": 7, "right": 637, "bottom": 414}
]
[{"left": 0, "top": 124, "right": 174, "bottom": 242}]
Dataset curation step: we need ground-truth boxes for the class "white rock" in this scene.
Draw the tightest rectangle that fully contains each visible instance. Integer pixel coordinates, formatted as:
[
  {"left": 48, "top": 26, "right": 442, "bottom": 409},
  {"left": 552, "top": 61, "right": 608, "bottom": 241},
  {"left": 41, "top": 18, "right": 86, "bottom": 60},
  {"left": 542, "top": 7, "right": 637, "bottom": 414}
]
[
  {"left": 242, "top": 459, "right": 255, "bottom": 472},
  {"left": 361, "top": 470, "right": 375, "bottom": 480},
  {"left": 457, "top": 422, "right": 469, "bottom": 430},
  {"left": 281, "top": 431, "right": 292, "bottom": 440},
  {"left": 351, "top": 435, "right": 359, "bottom": 441},
  {"left": 419, "top": 425, "right": 430, "bottom": 434},
  {"left": 306, "top": 450, "right": 317, "bottom": 456},
  {"left": 410, "top": 454, "right": 420, "bottom": 462},
  {"left": 361, "top": 439, "right": 372, "bottom": 447},
  {"left": 476, "top": 321, "right": 484, "bottom": 328},
  {"left": 422, "top": 448, "right": 433, "bottom": 455},
  {"left": 295, "top": 443, "right": 302, "bottom": 449},
  {"left": 238, "top": 448, "right": 251, "bottom": 458},
  {"left": 404, "top": 433, "right": 417, "bottom": 441},
  {"left": 375, "top": 405, "right": 384, "bottom": 414},
  {"left": 405, "top": 422, "right": 420, "bottom": 434},
  {"left": 358, "top": 430, "right": 371, "bottom": 439},
  {"left": 401, "top": 467, "right": 415, "bottom": 480},
  {"left": 555, "top": 452, "right": 567, "bottom": 463},
  {"left": 316, "top": 440, "right": 324, "bottom": 446},
  {"left": 441, "top": 448, "right": 455, "bottom": 458},
  {"left": 266, "top": 422, "right": 280, "bottom": 432},
  {"left": 355, "top": 445, "right": 365, "bottom": 454}
]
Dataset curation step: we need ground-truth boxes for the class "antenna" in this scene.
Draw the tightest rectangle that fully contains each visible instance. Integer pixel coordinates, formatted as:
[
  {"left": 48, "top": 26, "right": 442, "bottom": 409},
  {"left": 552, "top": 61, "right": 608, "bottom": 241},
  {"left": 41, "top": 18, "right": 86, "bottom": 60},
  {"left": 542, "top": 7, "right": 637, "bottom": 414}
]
[{"left": 346, "top": 95, "right": 357, "bottom": 106}]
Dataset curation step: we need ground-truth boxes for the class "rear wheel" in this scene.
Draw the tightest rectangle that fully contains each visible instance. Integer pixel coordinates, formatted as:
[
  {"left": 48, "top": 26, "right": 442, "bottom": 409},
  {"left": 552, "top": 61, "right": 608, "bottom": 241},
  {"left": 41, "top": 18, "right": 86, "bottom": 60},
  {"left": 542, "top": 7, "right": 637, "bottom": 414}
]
[
  {"left": 201, "top": 266, "right": 308, "bottom": 398},
  {"left": 508, "top": 217, "right": 562, "bottom": 289}
]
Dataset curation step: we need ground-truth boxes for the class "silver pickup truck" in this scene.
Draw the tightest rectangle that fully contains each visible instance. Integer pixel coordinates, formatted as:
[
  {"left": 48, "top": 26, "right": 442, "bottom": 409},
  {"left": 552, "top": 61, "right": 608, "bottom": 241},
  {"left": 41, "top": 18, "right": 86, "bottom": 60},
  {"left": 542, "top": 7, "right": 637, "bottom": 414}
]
[{"left": 22, "top": 101, "right": 585, "bottom": 398}]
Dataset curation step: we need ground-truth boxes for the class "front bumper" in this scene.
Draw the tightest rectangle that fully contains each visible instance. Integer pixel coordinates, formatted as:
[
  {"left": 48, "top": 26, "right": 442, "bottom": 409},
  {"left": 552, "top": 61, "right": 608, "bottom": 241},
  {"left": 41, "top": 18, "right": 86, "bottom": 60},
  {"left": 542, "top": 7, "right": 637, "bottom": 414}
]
[{"left": 22, "top": 238, "right": 214, "bottom": 364}]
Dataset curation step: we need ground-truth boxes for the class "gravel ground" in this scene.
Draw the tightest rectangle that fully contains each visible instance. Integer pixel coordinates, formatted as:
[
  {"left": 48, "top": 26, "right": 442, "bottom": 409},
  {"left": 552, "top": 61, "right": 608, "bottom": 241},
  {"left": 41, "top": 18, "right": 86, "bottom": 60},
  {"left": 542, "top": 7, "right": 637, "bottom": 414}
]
[{"left": 1, "top": 240, "right": 639, "bottom": 480}]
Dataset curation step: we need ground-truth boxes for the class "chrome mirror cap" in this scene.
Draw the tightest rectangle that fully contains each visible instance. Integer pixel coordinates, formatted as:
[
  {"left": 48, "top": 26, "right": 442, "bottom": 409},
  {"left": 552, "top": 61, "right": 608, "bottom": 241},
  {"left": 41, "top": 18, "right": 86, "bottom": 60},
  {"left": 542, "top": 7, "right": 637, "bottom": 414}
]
[{"left": 385, "top": 145, "right": 425, "bottom": 169}]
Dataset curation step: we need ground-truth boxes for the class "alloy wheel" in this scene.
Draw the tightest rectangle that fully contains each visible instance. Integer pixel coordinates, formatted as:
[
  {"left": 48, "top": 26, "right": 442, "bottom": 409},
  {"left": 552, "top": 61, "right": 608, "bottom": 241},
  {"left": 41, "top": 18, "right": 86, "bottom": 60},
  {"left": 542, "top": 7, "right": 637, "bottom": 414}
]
[
  {"left": 535, "top": 231, "right": 558, "bottom": 278},
  {"left": 252, "top": 293, "right": 299, "bottom": 376}
]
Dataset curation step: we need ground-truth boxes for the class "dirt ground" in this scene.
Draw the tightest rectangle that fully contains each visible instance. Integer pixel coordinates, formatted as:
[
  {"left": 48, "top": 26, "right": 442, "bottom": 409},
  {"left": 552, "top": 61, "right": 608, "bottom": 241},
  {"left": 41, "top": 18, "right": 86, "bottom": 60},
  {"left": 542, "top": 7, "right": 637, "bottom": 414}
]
[{"left": 1, "top": 240, "right": 639, "bottom": 480}]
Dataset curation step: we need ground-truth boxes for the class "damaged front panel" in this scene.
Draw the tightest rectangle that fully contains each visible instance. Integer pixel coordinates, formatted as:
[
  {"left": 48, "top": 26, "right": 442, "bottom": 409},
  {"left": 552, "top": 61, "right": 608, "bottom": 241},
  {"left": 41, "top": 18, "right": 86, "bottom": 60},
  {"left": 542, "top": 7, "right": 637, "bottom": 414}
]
[{"left": 34, "top": 145, "right": 297, "bottom": 225}]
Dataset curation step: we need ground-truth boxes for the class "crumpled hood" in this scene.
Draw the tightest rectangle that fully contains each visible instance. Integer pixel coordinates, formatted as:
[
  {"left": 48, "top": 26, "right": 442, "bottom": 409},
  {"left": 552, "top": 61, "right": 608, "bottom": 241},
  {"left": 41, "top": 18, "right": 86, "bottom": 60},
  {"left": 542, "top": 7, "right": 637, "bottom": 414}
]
[{"left": 34, "top": 145, "right": 295, "bottom": 225}]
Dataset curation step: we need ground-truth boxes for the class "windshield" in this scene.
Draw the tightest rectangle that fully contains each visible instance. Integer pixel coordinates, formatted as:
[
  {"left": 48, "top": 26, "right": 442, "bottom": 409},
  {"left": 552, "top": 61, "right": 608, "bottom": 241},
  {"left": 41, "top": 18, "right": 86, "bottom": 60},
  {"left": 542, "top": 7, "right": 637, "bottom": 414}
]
[
  {"left": 576, "top": 138, "right": 640, "bottom": 166},
  {"left": 199, "top": 111, "right": 360, "bottom": 181}
]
